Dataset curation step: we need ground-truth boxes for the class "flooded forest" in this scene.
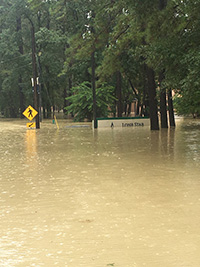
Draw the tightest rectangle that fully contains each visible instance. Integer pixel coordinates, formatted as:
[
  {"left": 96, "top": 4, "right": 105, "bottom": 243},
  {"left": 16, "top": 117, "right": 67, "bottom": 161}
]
[{"left": 1, "top": 0, "right": 200, "bottom": 266}]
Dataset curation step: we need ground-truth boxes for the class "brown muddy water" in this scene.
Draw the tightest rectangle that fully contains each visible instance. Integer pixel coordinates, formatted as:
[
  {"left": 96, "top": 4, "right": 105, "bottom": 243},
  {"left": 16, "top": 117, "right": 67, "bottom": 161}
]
[{"left": 0, "top": 118, "right": 200, "bottom": 267}]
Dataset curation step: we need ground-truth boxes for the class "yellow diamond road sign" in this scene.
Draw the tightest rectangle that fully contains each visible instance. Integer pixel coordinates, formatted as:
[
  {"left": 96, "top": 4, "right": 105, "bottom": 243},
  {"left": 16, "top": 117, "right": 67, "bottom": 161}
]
[{"left": 23, "top": 105, "right": 38, "bottom": 121}]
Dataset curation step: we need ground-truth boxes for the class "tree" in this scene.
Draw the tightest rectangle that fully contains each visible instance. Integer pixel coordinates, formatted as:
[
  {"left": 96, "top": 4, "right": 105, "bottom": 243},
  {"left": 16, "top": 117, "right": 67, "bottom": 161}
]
[
  {"left": 1, "top": 0, "right": 197, "bottom": 126},
  {"left": 0, "top": 0, "right": 32, "bottom": 117},
  {"left": 65, "top": 81, "right": 115, "bottom": 122}
]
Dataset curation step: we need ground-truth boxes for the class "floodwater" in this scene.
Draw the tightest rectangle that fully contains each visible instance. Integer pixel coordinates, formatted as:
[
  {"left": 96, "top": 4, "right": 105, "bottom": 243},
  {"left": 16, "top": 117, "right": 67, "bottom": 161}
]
[{"left": 0, "top": 118, "right": 200, "bottom": 267}]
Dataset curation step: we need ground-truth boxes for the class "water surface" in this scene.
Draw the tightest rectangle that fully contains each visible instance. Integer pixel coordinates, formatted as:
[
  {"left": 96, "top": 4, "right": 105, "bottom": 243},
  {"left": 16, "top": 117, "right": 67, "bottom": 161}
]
[{"left": 0, "top": 118, "right": 200, "bottom": 266}]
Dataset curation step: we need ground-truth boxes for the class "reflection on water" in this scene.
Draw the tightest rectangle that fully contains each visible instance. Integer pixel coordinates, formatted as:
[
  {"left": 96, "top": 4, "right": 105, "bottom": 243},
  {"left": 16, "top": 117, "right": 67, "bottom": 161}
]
[
  {"left": 0, "top": 118, "right": 200, "bottom": 266},
  {"left": 25, "top": 130, "right": 37, "bottom": 167}
]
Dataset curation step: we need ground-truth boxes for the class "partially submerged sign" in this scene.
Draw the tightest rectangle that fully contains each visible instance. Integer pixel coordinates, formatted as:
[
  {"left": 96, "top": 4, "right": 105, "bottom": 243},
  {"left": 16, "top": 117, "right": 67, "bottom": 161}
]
[
  {"left": 93, "top": 117, "right": 150, "bottom": 128},
  {"left": 26, "top": 122, "right": 36, "bottom": 128},
  {"left": 23, "top": 105, "right": 38, "bottom": 121}
]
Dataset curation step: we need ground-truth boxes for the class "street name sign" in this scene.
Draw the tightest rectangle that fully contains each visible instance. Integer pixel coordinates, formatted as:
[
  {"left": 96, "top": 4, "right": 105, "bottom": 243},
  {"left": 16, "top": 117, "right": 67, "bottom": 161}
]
[{"left": 92, "top": 117, "right": 150, "bottom": 128}]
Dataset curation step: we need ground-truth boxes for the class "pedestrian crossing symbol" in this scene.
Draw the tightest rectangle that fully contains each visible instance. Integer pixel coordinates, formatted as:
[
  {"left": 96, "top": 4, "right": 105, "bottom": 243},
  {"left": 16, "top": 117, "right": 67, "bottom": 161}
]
[{"left": 23, "top": 105, "right": 38, "bottom": 121}]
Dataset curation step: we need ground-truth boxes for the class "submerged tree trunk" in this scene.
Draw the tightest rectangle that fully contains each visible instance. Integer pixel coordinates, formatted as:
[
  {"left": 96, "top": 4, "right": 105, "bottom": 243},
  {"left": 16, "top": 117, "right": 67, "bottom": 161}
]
[
  {"left": 44, "top": 65, "right": 52, "bottom": 119},
  {"left": 31, "top": 24, "right": 40, "bottom": 128},
  {"left": 91, "top": 51, "right": 97, "bottom": 128},
  {"left": 168, "top": 89, "right": 176, "bottom": 127},
  {"left": 63, "top": 86, "right": 67, "bottom": 114},
  {"left": 47, "top": 104, "right": 51, "bottom": 119},
  {"left": 159, "top": 71, "right": 168, "bottom": 128},
  {"left": 141, "top": 63, "right": 149, "bottom": 117},
  {"left": 53, "top": 105, "right": 55, "bottom": 118},
  {"left": 43, "top": 106, "right": 46, "bottom": 119},
  {"left": 116, "top": 71, "right": 123, "bottom": 117},
  {"left": 64, "top": 77, "right": 72, "bottom": 115},
  {"left": 160, "top": 89, "right": 168, "bottom": 128},
  {"left": 158, "top": 1, "right": 168, "bottom": 128},
  {"left": 146, "top": 66, "right": 159, "bottom": 130},
  {"left": 18, "top": 76, "right": 25, "bottom": 118}
]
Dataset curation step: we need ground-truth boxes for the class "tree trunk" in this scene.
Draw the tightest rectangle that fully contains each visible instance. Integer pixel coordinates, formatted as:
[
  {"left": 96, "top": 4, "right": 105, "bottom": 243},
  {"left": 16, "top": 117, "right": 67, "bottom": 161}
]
[
  {"left": 18, "top": 76, "right": 25, "bottom": 118},
  {"left": 168, "top": 89, "right": 176, "bottom": 127},
  {"left": 16, "top": 16, "right": 25, "bottom": 118},
  {"left": 31, "top": 24, "right": 40, "bottom": 128},
  {"left": 159, "top": 71, "right": 168, "bottom": 128},
  {"left": 142, "top": 63, "right": 148, "bottom": 117},
  {"left": 116, "top": 71, "right": 123, "bottom": 117},
  {"left": 64, "top": 77, "right": 72, "bottom": 113},
  {"left": 44, "top": 65, "right": 52, "bottom": 119},
  {"left": 158, "top": 1, "right": 168, "bottom": 128},
  {"left": 146, "top": 66, "right": 159, "bottom": 130},
  {"left": 91, "top": 51, "right": 97, "bottom": 128},
  {"left": 53, "top": 105, "right": 55, "bottom": 118},
  {"left": 127, "top": 102, "right": 132, "bottom": 116},
  {"left": 159, "top": 0, "right": 167, "bottom": 10},
  {"left": 143, "top": 86, "right": 149, "bottom": 117},
  {"left": 63, "top": 86, "right": 67, "bottom": 113},
  {"left": 43, "top": 106, "right": 46, "bottom": 119},
  {"left": 136, "top": 99, "right": 140, "bottom": 116},
  {"left": 47, "top": 104, "right": 51, "bottom": 119},
  {"left": 160, "top": 89, "right": 168, "bottom": 128},
  {"left": 37, "top": 56, "right": 42, "bottom": 122}
]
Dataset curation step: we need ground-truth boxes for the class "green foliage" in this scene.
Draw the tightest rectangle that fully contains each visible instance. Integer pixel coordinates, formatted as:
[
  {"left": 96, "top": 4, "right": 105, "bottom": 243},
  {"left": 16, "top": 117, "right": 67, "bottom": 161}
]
[
  {"left": 65, "top": 81, "right": 115, "bottom": 121},
  {"left": 0, "top": 0, "right": 200, "bottom": 119},
  {"left": 174, "top": 88, "right": 200, "bottom": 117}
]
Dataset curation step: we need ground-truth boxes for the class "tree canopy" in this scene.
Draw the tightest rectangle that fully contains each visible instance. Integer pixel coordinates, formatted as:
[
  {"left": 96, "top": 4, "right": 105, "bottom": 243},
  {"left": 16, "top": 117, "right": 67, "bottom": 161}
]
[{"left": 0, "top": 0, "right": 199, "bottom": 128}]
